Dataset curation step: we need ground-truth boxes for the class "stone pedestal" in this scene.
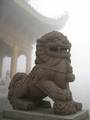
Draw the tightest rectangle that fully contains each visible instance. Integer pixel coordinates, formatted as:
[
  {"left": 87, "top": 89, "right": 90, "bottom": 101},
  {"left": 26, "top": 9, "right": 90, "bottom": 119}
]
[
  {"left": 1, "top": 109, "right": 89, "bottom": 120},
  {"left": 0, "top": 98, "right": 89, "bottom": 120}
]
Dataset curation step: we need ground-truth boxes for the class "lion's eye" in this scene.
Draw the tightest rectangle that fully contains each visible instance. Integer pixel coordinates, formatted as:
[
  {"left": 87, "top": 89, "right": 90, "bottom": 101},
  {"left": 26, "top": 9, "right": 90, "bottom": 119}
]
[{"left": 49, "top": 47, "right": 58, "bottom": 52}]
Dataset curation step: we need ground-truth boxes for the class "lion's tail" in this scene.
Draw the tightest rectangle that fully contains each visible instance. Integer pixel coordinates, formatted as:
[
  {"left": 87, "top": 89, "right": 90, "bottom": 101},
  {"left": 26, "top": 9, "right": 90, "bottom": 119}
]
[{"left": 8, "top": 72, "right": 27, "bottom": 101}]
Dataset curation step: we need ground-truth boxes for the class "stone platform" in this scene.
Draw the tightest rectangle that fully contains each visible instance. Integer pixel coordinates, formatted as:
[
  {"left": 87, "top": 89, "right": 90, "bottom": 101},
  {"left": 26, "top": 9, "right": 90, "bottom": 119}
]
[
  {"left": 0, "top": 109, "right": 89, "bottom": 120},
  {"left": 0, "top": 97, "right": 89, "bottom": 120}
]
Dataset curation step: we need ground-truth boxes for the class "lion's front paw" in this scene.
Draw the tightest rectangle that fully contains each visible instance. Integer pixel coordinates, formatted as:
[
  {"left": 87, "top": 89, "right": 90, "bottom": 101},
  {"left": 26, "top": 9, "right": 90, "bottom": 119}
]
[{"left": 53, "top": 101, "right": 77, "bottom": 115}]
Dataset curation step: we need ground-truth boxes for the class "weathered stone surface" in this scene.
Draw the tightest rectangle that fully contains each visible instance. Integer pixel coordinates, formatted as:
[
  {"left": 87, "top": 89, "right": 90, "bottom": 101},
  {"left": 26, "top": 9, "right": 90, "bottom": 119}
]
[
  {"left": 8, "top": 31, "right": 82, "bottom": 115},
  {"left": 2, "top": 109, "right": 89, "bottom": 120}
]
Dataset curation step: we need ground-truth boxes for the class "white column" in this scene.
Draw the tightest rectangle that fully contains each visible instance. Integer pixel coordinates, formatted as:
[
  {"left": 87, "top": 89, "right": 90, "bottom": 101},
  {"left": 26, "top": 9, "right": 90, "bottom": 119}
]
[
  {"left": 26, "top": 46, "right": 33, "bottom": 74},
  {"left": 0, "top": 56, "right": 3, "bottom": 78},
  {"left": 10, "top": 45, "right": 18, "bottom": 78}
]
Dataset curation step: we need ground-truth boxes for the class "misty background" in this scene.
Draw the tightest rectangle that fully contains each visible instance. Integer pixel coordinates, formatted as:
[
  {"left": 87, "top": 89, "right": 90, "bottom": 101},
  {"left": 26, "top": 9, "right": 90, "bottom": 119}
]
[{"left": 0, "top": 0, "right": 90, "bottom": 113}]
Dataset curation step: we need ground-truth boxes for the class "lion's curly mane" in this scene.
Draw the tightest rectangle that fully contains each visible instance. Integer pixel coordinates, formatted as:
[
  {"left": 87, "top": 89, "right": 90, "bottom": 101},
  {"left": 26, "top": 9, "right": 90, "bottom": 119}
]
[{"left": 35, "top": 31, "right": 71, "bottom": 66}]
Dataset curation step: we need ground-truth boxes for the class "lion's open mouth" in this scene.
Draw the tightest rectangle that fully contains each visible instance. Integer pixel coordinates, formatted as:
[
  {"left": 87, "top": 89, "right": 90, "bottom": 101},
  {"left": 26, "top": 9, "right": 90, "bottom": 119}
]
[
  {"left": 48, "top": 47, "right": 70, "bottom": 58},
  {"left": 49, "top": 47, "right": 70, "bottom": 52},
  {"left": 60, "top": 48, "right": 70, "bottom": 53}
]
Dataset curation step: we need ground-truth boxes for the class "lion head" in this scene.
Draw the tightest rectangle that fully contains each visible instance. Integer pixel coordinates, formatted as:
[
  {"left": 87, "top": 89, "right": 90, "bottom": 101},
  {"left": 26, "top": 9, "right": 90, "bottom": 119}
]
[{"left": 35, "top": 31, "right": 71, "bottom": 65}]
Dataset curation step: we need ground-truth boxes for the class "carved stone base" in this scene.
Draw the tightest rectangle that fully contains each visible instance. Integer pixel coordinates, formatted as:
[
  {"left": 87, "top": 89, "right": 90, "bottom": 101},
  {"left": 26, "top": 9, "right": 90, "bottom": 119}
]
[{"left": 2, "top": 109, "right": 89, "bottom": 120}]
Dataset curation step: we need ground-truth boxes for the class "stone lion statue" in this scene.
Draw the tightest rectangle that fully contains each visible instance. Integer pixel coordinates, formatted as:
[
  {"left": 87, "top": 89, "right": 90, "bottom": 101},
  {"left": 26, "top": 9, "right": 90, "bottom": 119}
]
[{"left": 8, "top": 31, "right": 82, "bottom": 115}]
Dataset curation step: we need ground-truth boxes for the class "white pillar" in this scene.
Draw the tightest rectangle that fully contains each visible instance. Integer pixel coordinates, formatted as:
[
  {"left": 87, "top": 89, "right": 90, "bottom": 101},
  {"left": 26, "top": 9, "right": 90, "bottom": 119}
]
[
  {"left": 0, "top": 56, "right": 3, "bottom": 78},
  {"left": 10, "top": 45, "right": 18, "bottom": 78},
  {"left": 26, "top": 46, "right": 33, "bottom": 74}
]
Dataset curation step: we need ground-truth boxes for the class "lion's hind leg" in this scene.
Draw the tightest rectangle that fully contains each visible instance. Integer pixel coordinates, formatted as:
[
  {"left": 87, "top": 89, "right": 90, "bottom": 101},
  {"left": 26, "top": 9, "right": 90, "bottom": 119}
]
[
  {"left": 9, "top": 77, "right": 36, "bottom": 110},
  {"left": 8, "top": 72, "right": 27, "bottom": 101},
  {"left": 10, "top": 89, "right": 36, "bottom": 110},
  {"left": 10, "top": 79, "right": 43, "bottom": 110}
]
